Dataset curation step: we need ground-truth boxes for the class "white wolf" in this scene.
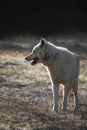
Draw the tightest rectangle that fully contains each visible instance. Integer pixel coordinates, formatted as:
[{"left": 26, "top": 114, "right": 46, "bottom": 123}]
[{"left": 25, "top": 38, "right": 79, "bottom": 112}]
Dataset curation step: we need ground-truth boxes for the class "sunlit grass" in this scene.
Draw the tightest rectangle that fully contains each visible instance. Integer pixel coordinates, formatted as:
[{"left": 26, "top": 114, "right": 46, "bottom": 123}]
[{"left": 0, "top": 36, "right": 87, "bottom": 129}]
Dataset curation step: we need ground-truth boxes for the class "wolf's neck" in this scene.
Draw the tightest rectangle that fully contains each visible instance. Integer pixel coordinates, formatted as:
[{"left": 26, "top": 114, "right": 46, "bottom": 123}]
[{"left": 42, "top": 45, "right": 58, "bottom": 67}]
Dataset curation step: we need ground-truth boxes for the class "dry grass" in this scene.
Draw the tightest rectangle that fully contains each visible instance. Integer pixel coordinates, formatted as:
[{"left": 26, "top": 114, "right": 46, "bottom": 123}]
[{"left": 0, "top": 35, "right": 87, "bottom": 130}]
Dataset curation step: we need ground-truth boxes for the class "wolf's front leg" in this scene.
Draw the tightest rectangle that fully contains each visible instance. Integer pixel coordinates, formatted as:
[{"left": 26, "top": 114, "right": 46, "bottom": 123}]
[
  {"left": 62, "top": 83, "right": 69, "bottom": 112},
  {"left": 52, "top": 83, "right": 59, "bottom": 112}
]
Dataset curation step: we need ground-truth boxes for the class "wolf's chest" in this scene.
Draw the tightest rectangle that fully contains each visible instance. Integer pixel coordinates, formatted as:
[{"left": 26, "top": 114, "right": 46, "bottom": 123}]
[{"left": 47, "top": 64, "right": 66, "bottom": 84}]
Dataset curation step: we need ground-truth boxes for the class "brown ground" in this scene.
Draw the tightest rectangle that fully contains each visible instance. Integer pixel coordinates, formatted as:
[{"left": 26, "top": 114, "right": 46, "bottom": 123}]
[{"left": 0, "top": 34, "right": 87, "bottom": 130}]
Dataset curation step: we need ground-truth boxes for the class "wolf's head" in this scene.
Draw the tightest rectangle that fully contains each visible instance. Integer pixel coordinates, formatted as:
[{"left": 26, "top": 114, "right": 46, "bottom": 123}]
[{"left": 25, "top": 38, "right": 47, "bottom": 65}]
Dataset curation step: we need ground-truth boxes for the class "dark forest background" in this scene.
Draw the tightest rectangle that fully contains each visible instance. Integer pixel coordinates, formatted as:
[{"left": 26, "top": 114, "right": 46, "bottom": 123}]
[{"left": 0, "top": 1, "right": 87, "bottom": 38}]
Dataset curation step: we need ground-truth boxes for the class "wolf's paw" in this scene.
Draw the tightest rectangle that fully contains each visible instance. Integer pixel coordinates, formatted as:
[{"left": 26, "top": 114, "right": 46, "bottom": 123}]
[
  {"left": 52, "top": 107, "right": 58, "bottom": 113},
  {"left": 61, "top": 108, "right": 68, "bottom": 114},
  {"left": 74, "top": 106, "right": 79, "bottom": 113}
]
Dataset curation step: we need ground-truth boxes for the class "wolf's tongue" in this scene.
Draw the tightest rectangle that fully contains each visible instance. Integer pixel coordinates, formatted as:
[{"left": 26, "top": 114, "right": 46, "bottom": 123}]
[{"left": 31, "top": 60, "right": 36, "bottom": 65}]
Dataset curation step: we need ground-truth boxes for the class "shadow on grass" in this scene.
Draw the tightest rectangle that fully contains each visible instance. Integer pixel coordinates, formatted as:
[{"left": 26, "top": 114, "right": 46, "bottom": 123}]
[
  {"left": 31, "top": 109, "right": 87, "bottom": 130},
  {"left": 35, "top": 126, "right": 87, "bottom": 130},
  {"left": 34, "top": 126, "right": 60, "bottom": 130},
  {"left": 0, "top": 78, "right": 27, "bottom": 88},
  {"left": 0, "top": 42, "right": 24, "bottom": 50}
]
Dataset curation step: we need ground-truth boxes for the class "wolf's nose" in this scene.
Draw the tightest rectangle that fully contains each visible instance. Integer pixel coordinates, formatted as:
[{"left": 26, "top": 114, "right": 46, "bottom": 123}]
[{"left": 25, "top": 57, "right": 28, "bottom": 61}]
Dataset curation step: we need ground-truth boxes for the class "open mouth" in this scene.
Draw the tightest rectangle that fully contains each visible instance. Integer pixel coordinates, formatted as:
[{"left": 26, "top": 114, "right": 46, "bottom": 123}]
[{"left": 31, "top": 57, "right": 39, "bottom": 65}]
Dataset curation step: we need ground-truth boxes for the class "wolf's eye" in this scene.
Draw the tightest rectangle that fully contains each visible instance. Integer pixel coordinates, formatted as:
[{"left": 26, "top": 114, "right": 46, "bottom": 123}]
[{"left": 33, "top": 50, "right": 36, "bottom": 53}]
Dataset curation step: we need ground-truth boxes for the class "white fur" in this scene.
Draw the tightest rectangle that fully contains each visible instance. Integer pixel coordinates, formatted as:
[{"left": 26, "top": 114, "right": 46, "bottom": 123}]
[{"left": 25, "top": 38, "right": 79, "bottom": 112}]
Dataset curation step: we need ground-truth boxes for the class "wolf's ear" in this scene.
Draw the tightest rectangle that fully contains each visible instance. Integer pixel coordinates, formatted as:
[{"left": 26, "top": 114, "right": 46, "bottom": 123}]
[{"left": 40, "top": 38, "right": 45, "bottom": 48}]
